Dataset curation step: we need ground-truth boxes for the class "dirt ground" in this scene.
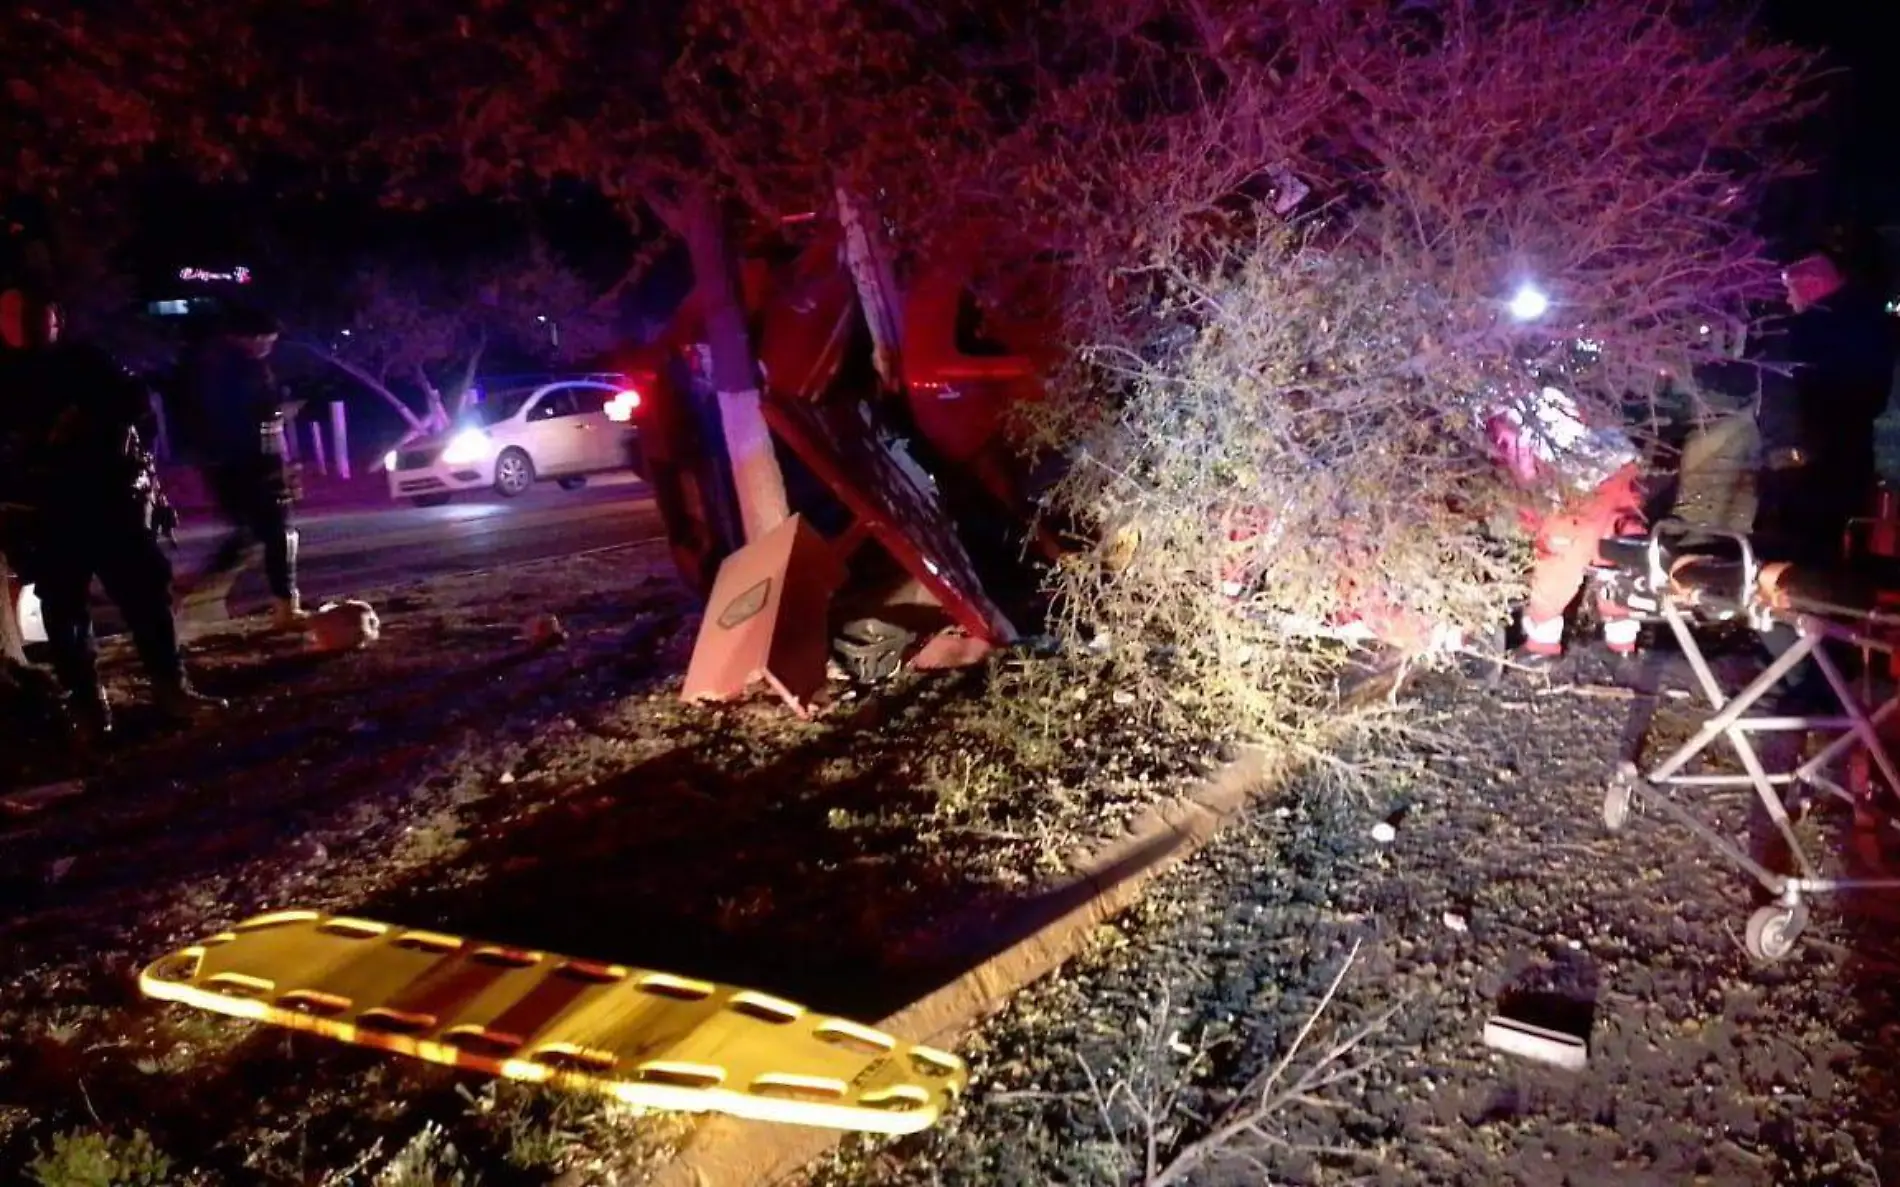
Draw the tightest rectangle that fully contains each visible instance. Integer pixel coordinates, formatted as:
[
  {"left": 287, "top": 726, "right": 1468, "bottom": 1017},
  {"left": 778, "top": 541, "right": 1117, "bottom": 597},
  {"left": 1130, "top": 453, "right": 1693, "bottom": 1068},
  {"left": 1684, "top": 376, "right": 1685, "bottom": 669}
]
[
  {"left": 810, "top": 656, "right": 1900, "bottom": 1187},
  {"left": 10, "top": 547, "right": 1900, "bottom": 1186},
  {"left": 0, "top": 542, "right": 1233, "bottom": 1184}
]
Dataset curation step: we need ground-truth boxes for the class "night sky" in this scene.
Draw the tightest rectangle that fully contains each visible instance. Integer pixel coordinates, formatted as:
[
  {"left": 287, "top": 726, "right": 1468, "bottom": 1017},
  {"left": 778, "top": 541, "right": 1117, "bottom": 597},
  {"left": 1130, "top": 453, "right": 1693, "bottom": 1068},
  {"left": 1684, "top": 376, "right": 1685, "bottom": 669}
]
[
  {"left": 1762, "top": 0, "right": 1900, "bottom": 273},
  {"left": 102, "top": 0, "right": 1900, "bottom": 307}
]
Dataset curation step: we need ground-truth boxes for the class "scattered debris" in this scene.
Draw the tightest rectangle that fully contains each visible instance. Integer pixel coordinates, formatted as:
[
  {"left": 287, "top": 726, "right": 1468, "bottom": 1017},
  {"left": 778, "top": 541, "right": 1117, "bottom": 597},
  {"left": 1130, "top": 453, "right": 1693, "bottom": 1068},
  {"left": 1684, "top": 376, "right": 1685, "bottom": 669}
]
[
  {"left": 524, "top": 613, "right": 568, "bottom": 648},
  {"left": 1482, "top": 1015, "right": 1588, "bottom": 1071},
  {"left": 306, "top": 599, "right": 382, "bottom": 653}
]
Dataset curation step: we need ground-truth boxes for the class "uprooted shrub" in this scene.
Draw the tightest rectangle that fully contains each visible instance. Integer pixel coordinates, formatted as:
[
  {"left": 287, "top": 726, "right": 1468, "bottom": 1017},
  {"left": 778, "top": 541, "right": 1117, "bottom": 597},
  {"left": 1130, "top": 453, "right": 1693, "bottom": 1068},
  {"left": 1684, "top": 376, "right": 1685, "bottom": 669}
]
[
  {"left": 1026, "top": 222, "right": 1530, "bottom": 738},
  {"left": 988, "top": 0, "right": 1817, "bottom": 740}
]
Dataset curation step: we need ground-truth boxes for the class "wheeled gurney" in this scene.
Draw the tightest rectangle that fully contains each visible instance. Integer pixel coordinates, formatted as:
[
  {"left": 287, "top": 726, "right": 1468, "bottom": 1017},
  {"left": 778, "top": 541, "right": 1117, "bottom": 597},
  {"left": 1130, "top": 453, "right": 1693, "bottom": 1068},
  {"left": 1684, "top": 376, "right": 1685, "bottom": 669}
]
[{"left": 1592, "top": 519, "right": 1900, "bottom": 962}]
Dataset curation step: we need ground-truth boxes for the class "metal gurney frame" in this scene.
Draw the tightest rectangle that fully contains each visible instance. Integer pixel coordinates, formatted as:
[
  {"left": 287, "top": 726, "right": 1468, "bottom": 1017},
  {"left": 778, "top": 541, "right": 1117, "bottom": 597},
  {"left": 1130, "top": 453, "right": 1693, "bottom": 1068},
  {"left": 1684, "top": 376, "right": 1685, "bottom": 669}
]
[{"left": 1601, "top": 519, "right": 1900, "bottom": 963}]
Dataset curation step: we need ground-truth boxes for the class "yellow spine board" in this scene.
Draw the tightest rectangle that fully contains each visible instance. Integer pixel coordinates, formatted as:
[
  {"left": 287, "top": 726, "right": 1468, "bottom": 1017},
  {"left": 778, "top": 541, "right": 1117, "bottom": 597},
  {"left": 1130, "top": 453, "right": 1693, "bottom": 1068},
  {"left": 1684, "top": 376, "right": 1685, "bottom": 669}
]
[{"left": 138, "top": 910, "right": 966, "bottom": 1135}]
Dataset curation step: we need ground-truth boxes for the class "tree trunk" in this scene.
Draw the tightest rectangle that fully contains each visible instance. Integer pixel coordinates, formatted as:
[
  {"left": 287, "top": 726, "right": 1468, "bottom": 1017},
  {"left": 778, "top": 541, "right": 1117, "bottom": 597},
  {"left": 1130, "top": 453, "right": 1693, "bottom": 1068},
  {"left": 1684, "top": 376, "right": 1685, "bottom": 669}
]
[
  {"left": 836, "top": 186, "right": 907, "bottom": 393},
  {"left": 0, "top": 551, "right": 28, "bottom": 669},
  {"left": 450, "top": 337, "right": 487, "bottom": 420},
  {"left": 291, "top": 344, "right": 430, "bottom": 434},
  {"left": 413, "top": 364, "right": 451, "bottom": 432},
  {"left": 674, "top": 189, "right": 791, "bottom": 543}
]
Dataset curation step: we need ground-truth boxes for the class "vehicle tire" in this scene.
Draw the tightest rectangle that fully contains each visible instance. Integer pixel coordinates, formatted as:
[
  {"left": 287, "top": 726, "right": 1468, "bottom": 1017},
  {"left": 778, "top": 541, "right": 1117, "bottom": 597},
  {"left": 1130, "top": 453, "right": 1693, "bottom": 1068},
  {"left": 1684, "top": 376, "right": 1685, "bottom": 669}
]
[
  {"left": 494, "top": 448, "right": 535, "bottom": 498},
  {"left": 410, "top": 494, "right": 453, "bottom": 508},
  {"left": 557, "top": 476, "right": 588, "bottom": 491}
]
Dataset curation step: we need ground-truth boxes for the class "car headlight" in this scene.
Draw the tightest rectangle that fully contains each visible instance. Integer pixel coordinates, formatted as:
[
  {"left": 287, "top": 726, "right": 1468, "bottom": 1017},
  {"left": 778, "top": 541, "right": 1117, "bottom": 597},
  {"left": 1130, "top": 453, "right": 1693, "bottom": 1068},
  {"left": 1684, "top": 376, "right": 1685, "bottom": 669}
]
[
  {"left": 440, "top": 428, "right": 493, "bottom": 466},
  {"left": 383, "top": 449, "right": 399, "bottom": 471}
]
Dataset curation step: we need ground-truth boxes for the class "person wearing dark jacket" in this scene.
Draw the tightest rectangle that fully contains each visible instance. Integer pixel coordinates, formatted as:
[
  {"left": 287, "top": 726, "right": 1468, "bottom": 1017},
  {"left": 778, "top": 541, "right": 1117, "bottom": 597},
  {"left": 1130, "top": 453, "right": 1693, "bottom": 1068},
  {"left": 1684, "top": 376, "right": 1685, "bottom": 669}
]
[
  {"left": 174, "top": 307, "right": 308, "bottom": 630},
  {"left": 0, "top": 292, "right": 223, "bottom": 740},
  {"left": 1752, "top": 253, "right": 1897, "bottom": 565}
]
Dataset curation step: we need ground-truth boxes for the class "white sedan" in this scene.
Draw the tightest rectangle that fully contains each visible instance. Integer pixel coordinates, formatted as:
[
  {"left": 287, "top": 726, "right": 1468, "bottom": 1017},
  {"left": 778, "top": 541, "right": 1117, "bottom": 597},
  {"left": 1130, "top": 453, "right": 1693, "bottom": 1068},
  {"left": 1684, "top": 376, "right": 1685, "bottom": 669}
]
[{"left": 384, "top": 379, "right": 643, "bottom": 507}]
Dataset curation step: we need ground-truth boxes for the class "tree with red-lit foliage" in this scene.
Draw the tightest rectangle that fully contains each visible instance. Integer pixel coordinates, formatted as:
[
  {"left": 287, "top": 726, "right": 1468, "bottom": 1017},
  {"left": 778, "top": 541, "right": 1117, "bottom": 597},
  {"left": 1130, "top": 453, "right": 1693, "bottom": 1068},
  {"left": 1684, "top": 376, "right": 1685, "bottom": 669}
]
[
  {"left": 656, "top": 0, "right": 1820, "bottom": 734},
  {"left": 1, "top": 0, "right": 1823, "bottom": 732}
]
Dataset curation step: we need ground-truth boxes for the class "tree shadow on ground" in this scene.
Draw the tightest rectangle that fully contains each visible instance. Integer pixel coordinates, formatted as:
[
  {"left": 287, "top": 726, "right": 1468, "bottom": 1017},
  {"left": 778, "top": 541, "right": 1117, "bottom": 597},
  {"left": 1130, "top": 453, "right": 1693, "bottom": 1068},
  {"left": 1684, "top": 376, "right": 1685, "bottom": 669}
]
[
  {"left": 0, "top": 603, "right": 681, "bottom": 982},
  {"left": 360, "top": 669, "right": 1010, "bottom": 1021}
]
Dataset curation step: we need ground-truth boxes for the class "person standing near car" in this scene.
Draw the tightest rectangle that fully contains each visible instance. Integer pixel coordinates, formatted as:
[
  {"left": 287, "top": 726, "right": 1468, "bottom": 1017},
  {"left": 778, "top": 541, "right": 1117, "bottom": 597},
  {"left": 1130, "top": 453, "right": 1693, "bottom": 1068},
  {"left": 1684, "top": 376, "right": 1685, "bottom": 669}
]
[
  {"left": 174, "top": 306, "right": 308, "bottom": 630},
  {"left": 0, "top": 289, "right": 223, "bottom": 741}
]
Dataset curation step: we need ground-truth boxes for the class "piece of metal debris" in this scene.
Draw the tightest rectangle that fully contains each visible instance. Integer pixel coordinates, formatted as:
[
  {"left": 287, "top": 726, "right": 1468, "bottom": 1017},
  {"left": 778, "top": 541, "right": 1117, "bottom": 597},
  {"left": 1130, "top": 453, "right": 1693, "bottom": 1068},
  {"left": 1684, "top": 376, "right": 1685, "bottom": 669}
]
[
  {"left": 1482, "top": 1016, "right": 1587, "bottom": 1070},
  {"left": 524, "top": 613, "right": 568, "bottom": 648}
]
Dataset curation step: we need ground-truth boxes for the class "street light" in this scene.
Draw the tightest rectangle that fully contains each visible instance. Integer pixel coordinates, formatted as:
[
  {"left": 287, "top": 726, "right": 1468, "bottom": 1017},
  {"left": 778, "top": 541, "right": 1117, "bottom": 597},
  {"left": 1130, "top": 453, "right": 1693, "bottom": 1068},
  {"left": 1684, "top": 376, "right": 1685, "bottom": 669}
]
[{"left": 1507, "top": 283, "right": 1550, "bottom": 322}]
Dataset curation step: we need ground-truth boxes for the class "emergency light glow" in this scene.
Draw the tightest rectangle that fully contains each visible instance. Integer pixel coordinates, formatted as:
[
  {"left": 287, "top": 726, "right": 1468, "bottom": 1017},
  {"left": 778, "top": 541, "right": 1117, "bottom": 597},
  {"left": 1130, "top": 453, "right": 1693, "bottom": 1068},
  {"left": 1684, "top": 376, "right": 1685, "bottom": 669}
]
[
  {"left": 605, "top": 388, "right": 642, "bottom": 423},
  {"left": 1507, "top": 283, "right": 1550, "bottom": 322}
]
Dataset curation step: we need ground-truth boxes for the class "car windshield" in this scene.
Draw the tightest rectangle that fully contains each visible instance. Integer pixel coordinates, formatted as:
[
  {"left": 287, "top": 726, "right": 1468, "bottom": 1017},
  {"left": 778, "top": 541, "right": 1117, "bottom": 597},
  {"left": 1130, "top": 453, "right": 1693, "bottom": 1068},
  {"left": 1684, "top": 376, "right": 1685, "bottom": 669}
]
[{"left": 471, "top": 388, "right": 535, "bottom": 427}]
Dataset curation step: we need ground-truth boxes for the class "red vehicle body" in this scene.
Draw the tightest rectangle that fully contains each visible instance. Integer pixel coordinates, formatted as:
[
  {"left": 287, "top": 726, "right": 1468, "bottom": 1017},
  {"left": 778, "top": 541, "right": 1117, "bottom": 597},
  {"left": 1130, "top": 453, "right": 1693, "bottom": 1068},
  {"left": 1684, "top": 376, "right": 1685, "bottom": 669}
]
[{"left": 625, "top": 224, "right": 1061, "bottom": 609}]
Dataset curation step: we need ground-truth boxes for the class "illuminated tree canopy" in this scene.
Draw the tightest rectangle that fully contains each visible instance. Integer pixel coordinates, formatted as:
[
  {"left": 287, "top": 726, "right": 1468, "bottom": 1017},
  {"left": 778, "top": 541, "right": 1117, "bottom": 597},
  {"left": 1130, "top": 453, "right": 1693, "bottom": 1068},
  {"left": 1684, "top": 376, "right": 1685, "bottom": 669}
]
[{"left": 1, "top": 0, "right": 1827, "bottom": 722}]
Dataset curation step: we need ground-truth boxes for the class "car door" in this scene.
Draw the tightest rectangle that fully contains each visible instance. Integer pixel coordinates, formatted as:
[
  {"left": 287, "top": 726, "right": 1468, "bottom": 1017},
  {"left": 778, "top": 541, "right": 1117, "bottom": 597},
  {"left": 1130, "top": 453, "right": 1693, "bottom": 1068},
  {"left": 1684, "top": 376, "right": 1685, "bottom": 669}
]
[
  {"left": 566, "top": 385, "right": 626, "bottom": 471},
  {"left": 519, "top": 389, "right": 585, "bottom": 474}
]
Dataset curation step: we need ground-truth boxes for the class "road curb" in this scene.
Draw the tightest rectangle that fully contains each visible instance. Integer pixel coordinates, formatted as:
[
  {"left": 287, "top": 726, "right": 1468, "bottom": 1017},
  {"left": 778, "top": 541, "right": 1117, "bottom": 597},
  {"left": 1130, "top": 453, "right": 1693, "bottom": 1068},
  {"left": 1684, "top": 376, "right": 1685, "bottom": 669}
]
[{"left": 643, "top": 742, "right": 1291, "bottom": 1187}]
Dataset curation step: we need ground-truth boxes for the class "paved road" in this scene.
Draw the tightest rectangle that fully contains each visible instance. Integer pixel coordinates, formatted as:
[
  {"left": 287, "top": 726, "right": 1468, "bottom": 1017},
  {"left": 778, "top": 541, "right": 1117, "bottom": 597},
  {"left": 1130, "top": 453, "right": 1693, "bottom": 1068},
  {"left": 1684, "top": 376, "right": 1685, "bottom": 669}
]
[{"left": 137, "top": 474, "right": 664, "bottom": 633}]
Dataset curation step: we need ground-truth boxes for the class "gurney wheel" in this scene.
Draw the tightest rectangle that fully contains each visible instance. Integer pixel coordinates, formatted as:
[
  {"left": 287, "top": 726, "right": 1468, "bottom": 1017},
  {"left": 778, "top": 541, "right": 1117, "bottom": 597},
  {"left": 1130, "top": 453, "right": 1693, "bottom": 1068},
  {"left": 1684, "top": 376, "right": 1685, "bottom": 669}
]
[
  {"left": 1744, "top": 903, "right": 1808, "bottom": 964},
  {"left": 1602, "top": 764, "right": 1639, "bottom": 833}
]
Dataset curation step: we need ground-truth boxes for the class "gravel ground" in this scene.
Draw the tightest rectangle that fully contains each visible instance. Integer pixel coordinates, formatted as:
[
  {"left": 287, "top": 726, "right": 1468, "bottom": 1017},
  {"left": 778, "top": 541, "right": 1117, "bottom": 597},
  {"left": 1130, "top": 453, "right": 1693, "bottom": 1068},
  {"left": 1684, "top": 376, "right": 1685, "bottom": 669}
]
[
  {"left": 0, "top": 542, "right": 1235, "bottom": 1184},
  {"left": 811, "top": 658, "right": 1900, "bottom": 1187}
]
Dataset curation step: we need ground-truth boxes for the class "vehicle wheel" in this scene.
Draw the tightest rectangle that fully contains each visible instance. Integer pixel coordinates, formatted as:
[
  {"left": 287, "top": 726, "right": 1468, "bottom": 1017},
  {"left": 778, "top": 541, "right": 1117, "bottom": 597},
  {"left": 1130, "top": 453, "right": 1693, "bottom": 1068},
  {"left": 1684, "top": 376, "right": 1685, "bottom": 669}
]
[
  {"left": 410, "top": 494, "right": 453, "bottom": 508},
  {"left": 1744, "top": 902, "right": 1808, "bottom": 963},
  {"left": 557, "top": 476, "right": 588, "bottom": 491},
  {"left": 494, "top": 448, "right": 535, "bottom": 497}
]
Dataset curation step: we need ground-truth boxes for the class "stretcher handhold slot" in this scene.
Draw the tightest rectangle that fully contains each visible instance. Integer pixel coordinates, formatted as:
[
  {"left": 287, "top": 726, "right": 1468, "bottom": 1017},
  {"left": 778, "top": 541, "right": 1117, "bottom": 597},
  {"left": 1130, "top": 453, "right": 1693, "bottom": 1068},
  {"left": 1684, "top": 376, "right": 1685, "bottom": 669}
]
[
  {"left": 554, "top": 960, "right": 627, "bottom": 984},
  {"left": 206, "top": 973, "right": 274, "bottom": 998},
  {"left": 858, "top": 1086, "right": 932, "bottom": 1111},
  {"left": 751, "top": 1074, "right": 849, "bottom": 1102},
  {"left": 442, "top": 1026, "right": 525, "bottom": 1057},
  {"left": 356, "top": 1008, "right": 436, "bottom": 1034},
  {"left": 636, "top": 1062, "right": 725, "bottom": 1090},
  {"left": 637, "top": 973, "right": 715, "bottom": 1000},
  {"left": 729, "top": 991, "right": 804, "bottom": 1024},
  {"left": 815, "top": 1019, "right": 896, "bottom": 1056},
  {"left": 317, "top": 918, "right": 388, "bottom": 939},
  {"left": 147, "top": 953, "right": 202, "bottom": 983},
  {"left": 277, "top": 990, "right": 353, "bottom": 1017},
  {"left": 237, "top": 910, "right": 320, "bottom": 932},
  {"left": 391, "top": 932, "right": 463, "bottom": 954},
  {"left": 531, "top": 1044, "right": 619, "bottom": 1073},
  {"left": 469, "top": 946, "right": 540, "bottom": 968}
]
